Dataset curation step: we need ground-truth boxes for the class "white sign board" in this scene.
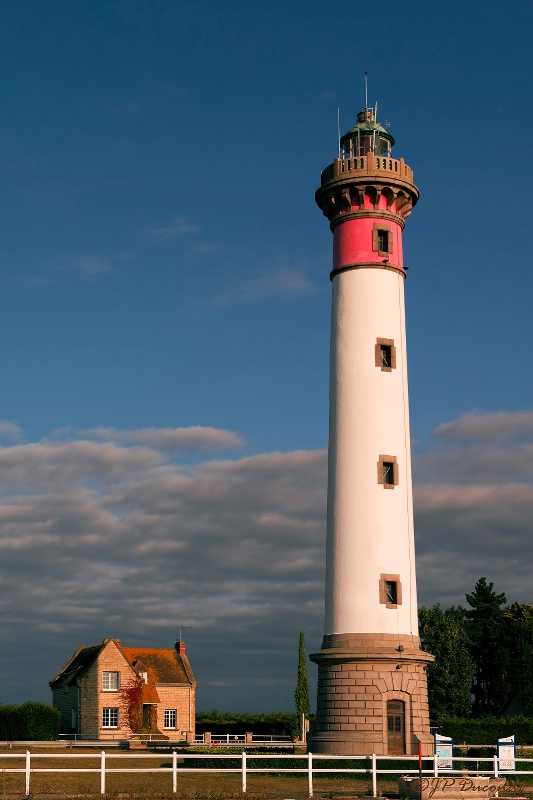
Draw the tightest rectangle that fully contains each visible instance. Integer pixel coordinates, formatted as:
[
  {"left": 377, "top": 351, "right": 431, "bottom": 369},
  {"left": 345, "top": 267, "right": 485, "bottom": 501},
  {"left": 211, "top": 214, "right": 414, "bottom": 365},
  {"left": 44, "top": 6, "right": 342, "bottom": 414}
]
[
  {"left": 498, "top": 735, "right": 516, "bottom": 772},
  {"left": 434, "top": 732, "right": 454, "bottom": 770}
]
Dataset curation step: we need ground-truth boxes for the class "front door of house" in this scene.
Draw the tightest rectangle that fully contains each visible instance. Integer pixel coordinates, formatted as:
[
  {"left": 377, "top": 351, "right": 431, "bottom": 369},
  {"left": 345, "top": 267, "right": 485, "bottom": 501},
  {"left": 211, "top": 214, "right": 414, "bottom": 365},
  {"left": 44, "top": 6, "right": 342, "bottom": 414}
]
[
  {"left": 142, "top": 704, "right": 152, "bottom": 728},
  {"left": 387, "top": 700, "right": 406, "bottom": 754}
]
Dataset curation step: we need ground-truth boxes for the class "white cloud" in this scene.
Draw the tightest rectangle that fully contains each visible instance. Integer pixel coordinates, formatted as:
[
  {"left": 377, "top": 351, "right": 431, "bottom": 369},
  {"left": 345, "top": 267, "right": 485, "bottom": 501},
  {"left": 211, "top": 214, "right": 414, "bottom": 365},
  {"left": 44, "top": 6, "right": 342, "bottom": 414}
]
[
  {"left": 0, "top": 421, "right": 22, "bottom": 441},
  {"left": 80, "top": 425, "right": 245, "bottom": 453},
  {"left": 148, "top": 215, "right": 201, "bottom": 241},
  {"left": 48, "top": 251, "right": 135, "bottom": 277},
  {"left": 213, "top": 266, "right": 315, "bottom": 305},
  {"left": 435, "top": 409, "right": 533, "bottom": 442},
  {"left": 189, "top": 243, "right": 219, "bottom": 254}
]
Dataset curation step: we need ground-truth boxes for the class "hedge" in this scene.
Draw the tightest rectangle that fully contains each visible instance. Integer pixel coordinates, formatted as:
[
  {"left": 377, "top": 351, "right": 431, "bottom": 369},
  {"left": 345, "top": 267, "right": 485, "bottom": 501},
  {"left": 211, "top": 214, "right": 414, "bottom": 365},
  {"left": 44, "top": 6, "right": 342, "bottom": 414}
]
[
  {"left": 196, "top": 711, "right": 299, "bottom": 738},
  {"left": 0, "top": 702, "right": 60, "bottom": 740},
  {"left": 435, "top": 716, "right": 533, "bottom": 746}
]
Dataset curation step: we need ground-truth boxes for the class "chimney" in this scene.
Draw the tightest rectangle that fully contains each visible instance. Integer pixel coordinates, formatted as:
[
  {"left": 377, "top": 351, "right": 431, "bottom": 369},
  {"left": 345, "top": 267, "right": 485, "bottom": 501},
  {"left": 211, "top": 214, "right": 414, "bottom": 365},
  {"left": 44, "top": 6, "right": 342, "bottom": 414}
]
[{"left": 175, "top": 640, "right": 186, "bottom": 655}]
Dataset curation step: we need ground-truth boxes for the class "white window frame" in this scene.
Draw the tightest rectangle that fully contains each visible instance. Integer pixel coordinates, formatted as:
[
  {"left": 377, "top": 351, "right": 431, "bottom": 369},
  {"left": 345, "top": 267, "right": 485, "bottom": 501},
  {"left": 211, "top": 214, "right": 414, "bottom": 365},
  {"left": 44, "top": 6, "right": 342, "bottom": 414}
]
[
  {"left": 164, "top": 709, "right": 177, "bottom": 729},
  {"left": 102, "top": 671, "right": 120, "bottom": 691},
  {"left": 102, "top": 707, "right": 119, "bottom": 728}
]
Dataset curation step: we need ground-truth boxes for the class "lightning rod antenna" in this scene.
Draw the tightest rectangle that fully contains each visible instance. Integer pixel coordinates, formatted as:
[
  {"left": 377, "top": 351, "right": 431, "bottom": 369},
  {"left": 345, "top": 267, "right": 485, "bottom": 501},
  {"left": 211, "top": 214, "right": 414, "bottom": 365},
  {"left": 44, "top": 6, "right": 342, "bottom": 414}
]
[
  {"left": 337, "top": 107, "right": 341, "bottom": 159},
  {"left": 364, "top": 71, "right": 368, "bottom": 109}
]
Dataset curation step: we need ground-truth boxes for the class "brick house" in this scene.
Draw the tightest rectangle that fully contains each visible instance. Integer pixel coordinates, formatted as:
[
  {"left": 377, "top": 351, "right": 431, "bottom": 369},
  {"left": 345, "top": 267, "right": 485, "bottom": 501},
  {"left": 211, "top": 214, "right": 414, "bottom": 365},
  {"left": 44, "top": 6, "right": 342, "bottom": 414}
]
[{"left": 50, "top": 638, "right": 196, "bottom": 740}]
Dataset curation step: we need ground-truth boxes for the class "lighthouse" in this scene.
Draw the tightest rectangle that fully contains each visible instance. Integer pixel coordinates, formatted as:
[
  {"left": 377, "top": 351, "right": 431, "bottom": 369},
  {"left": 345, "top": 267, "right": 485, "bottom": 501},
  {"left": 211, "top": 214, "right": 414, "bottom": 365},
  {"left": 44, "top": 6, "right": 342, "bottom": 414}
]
[{"left": 309, "top": 101, "right": 434, "bottom": 756}]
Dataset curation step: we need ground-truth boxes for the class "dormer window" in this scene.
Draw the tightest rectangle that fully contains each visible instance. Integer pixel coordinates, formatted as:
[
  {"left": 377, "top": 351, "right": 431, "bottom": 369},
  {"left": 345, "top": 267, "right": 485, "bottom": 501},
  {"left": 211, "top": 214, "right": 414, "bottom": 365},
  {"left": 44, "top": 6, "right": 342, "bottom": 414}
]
[{"left": 139, "top": 671, "right": 148, "bottom": 683}]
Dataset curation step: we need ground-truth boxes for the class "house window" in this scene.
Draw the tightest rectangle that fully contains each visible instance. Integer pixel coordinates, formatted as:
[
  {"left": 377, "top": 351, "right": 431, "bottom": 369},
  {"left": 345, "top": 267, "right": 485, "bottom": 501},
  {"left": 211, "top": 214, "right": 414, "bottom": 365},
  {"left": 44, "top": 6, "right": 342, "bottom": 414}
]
[
  {"left": 379, "top": 574, "right": 403, "bottom": 608},
  {"left": 375, "top": 338, "right": 396, "bottom": 371},
  {"left": 102, "top": 707, "right": 119, "bottom": 728},
  {"left": 377, "top": 455, "right": 398, "bottom": 489},
  {"left": 372, "top": 223, "right": 393, "bottom": 256},
  {"left": 164, "top": 709, "right": 177, "bottom": 729},
  {"left": 138, "top": 671, "right": 148, "bottom": 683},
  {"left": 102, "top": 671, "right": 120, "bottom": 691}
]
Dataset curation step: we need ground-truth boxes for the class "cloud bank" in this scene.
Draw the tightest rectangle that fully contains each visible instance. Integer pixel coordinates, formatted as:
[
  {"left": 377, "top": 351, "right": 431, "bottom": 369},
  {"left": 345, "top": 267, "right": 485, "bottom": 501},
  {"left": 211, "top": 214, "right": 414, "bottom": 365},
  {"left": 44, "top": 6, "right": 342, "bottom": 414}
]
[
  {"left": 0, "top": 426, "right": 326, "bottom": 710},
  {"left": 2, "top": 411, "right": 533, "bottom": 711},
  {"left": 414, "top": 409, "right": 533, "bottom": 609}
]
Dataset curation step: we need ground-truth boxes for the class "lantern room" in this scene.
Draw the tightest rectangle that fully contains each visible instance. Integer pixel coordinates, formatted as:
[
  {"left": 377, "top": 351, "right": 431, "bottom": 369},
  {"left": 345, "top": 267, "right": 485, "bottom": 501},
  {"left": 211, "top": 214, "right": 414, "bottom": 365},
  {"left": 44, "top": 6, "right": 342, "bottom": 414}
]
[{"left": 340, "top": 106, "right": 394, "bottom": 159}]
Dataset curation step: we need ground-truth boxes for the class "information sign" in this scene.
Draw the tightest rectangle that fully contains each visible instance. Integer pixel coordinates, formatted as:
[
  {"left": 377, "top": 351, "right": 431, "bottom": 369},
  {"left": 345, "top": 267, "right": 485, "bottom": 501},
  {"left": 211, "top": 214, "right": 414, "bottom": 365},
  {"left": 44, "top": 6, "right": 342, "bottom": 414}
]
[
  {"left": 434, "top": 732, "right": 454, "bottom": 770},
  {"left": 498, "top": 735, "right": 516, "bottom": 772}
]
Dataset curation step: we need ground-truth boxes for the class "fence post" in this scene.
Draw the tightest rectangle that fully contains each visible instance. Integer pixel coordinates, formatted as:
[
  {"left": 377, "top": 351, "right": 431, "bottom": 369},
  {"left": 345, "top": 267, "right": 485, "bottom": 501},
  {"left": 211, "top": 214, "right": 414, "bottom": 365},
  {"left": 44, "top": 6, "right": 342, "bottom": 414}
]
[
  {"left": 172, "top": 750, "right": 177, "bottom": 793},
  {"left": 100, "top": 750, "right": 106, "bottom": 795},
  {"left": 372, "top": 754, "right": 377, "bottom": 798},
  {"left": 308, "top": 751, "right": 313, "bottom": 798},
  {"left": 494, "top": 754, "right": 498, "bottom": 778},
  {"left": 241, "top": 750, "right": 247, "bottom": 793},
  {"left": 25, "top": 750, "right": 30, "bottom": 797},
  {"left": 434, "top": 753, "right": 439, "bottom": 778}
]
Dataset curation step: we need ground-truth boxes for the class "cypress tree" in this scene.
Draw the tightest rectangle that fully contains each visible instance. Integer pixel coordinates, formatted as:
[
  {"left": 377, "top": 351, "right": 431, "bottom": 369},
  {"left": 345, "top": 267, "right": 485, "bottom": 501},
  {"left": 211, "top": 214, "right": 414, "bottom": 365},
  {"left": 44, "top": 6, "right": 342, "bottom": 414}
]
[{"left": 295, "top": 631, "right": 310, "bottom": 740}]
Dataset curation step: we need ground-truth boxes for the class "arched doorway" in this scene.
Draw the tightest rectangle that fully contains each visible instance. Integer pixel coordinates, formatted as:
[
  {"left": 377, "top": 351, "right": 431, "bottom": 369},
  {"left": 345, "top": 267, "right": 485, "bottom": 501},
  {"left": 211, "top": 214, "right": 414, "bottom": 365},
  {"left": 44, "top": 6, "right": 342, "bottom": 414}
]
[{"left": 387, "top": 700, "right": 406, "bottom": 754}]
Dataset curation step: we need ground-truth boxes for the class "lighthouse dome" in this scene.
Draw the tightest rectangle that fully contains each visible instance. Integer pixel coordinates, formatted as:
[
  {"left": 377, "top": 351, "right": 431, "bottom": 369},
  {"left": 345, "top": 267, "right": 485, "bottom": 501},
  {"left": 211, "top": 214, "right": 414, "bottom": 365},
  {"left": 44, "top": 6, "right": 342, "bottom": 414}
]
[{"left": 340, "top": 107, "right": 394, "bottom": 159}]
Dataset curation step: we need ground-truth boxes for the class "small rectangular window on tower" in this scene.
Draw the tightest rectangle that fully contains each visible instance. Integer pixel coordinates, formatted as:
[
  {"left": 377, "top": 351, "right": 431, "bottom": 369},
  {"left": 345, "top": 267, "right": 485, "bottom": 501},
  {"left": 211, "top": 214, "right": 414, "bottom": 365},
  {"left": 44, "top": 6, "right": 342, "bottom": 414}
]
[
  {"left": 377, "top": 455, "right": 398, "bottom": 488},
  {"left": 379, "top": 574, "right": 403, "bottom": 608},
  {"left": 372, "top": 223, "right": 393, "bottom": 256},
  {"left": 383, "top": 462, "right": 394, "bottom": 485},
  {"left": 385, "top": 581, "right": 397, "bottom": 604},
  {"left": 377, "top": 230, "right": 389, "bottom": 251},
  {"left": 380, "top": 344, "right": 391, "bottom": 367},
  {"left": 375, "top": 338, "right": 396, "bottom": 371}
]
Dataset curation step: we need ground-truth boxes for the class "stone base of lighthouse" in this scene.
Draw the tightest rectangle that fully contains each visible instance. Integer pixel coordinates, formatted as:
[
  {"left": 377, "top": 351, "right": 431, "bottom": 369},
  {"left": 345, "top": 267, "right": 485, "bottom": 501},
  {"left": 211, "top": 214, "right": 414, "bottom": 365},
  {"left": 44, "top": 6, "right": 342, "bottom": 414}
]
[{"left": 308, "top": 633, "right": 434, "bottom": 756}]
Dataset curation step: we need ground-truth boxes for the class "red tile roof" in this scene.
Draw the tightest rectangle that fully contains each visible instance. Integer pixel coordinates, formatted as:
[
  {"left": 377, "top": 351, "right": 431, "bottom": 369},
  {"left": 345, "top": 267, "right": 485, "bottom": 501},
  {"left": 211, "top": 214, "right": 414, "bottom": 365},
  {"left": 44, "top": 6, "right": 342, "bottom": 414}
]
[
  {"left": 50, "top": 639, "right": 196, "bottom": 689},
  {"left": 122, "top": 647, "right": 194, "bottom": 685},
  {"left": 141, "top": 683, "right": 161, "bottom": 703}
]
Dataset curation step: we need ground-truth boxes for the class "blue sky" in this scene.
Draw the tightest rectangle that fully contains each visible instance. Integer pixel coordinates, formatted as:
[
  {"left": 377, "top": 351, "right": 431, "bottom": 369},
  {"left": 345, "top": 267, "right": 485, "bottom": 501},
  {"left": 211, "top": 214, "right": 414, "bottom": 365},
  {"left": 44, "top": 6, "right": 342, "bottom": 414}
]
[{"left": 1, "top": 0, "right": 533, "bottom": 713}]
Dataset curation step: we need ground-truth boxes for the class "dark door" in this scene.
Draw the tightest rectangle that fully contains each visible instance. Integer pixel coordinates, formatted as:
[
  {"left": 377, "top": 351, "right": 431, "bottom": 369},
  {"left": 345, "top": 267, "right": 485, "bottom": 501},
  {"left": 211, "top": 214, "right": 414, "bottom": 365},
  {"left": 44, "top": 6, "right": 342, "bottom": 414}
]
[{"left": 387, "top": 700, "right": 406, "bottom": 754}]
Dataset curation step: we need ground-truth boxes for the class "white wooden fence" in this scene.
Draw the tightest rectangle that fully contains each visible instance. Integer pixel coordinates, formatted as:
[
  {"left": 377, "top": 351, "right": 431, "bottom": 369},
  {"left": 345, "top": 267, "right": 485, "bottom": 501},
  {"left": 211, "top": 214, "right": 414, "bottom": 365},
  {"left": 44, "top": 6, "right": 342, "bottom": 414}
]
[{"left": 0, "top": 751, "right": 530, "bottom": 796}]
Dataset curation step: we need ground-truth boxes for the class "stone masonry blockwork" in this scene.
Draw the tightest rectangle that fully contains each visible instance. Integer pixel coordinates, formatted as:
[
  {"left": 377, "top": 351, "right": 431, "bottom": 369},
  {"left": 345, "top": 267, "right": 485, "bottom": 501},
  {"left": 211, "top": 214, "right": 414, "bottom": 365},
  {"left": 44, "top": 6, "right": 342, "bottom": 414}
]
[{"left": 310, "top": 633, "right": 434, "bottom": 756}]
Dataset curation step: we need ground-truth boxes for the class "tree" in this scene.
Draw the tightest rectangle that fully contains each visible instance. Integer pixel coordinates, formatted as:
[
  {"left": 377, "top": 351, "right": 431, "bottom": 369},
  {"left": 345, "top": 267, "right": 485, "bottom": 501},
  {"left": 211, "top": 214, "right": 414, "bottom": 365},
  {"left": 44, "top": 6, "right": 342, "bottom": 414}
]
[
  {"left": 501, "top": 602, "right": 533, "bottom": 712},
  {"left": 419, "top": 604, "right": 475, "bottom": 718},
  {"left": 465, "top": 577, "right": 508, "bottom": 715},
  {"left": 294, "top": 632, "right": 310, "bottom": 740}
]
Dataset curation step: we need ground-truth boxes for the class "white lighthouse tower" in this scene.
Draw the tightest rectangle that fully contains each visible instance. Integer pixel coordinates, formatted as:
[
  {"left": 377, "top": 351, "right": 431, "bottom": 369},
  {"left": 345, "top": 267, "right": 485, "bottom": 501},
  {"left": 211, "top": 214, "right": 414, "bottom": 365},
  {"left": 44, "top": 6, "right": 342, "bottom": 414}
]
[{"left": 309, "top": 101, "right": 433, "bottom": 756}]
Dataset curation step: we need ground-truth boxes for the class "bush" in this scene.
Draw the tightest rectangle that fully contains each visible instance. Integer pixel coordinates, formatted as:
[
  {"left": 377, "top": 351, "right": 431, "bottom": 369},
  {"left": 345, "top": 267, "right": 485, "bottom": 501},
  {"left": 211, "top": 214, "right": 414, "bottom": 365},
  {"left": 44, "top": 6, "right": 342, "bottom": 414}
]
[
  {"left": 196, "top": 711, "right": 298, "bottom": 738},
  {"left": 0, "top": 702, "right": 60, "bottom": 740}
]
